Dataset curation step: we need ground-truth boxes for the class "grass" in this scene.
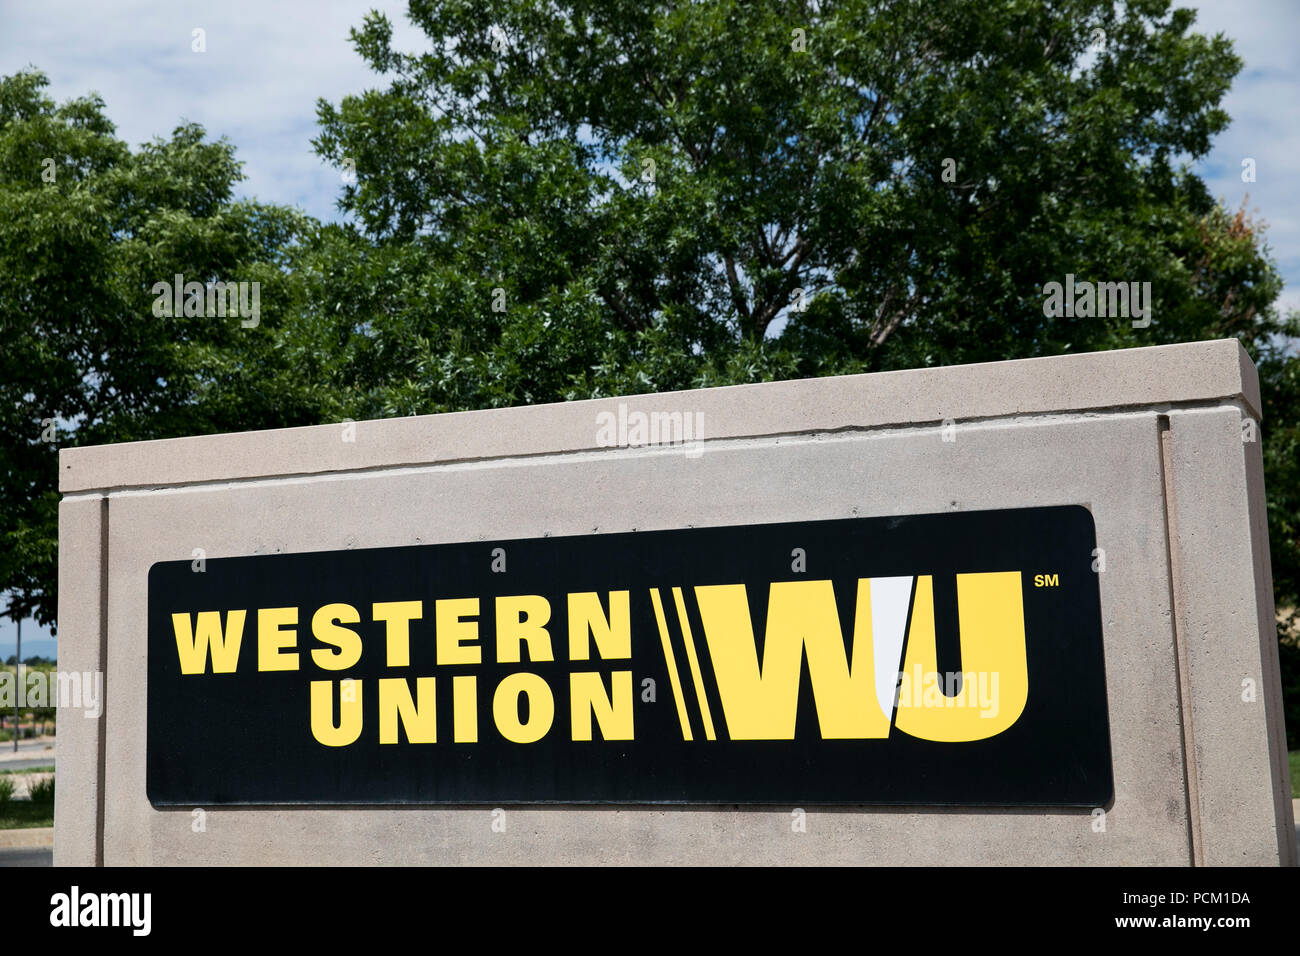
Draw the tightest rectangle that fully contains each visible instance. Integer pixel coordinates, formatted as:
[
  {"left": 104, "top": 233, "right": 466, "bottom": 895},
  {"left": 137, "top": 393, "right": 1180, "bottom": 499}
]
[
  {"left": 0, "top": 801, "right": 53, "bottom": 830},
  {"left": 0, "top": 771, "right": 55, "bottom": 829},
  {"left": 0, "top": 765, "right": 53, "bottom": 775}
]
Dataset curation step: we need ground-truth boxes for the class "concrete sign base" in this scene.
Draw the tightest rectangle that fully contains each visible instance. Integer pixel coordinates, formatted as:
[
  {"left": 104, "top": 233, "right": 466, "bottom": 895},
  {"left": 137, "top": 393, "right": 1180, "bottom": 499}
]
[{"left": 55, "top": 339, "right": 1295, "bottom": 865}]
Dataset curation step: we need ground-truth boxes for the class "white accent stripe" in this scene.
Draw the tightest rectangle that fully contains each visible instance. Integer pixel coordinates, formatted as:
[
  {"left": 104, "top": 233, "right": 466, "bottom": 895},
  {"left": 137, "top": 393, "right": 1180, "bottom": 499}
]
[{"left": 870, "top": 576, "right": 914, "bottom": 720}]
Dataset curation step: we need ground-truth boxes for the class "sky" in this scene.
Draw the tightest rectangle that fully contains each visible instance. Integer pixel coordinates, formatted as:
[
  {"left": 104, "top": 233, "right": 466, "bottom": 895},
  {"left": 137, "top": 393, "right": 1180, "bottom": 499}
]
[{"left": 1, "top": 0, "right": 1297, "bottom": 653}]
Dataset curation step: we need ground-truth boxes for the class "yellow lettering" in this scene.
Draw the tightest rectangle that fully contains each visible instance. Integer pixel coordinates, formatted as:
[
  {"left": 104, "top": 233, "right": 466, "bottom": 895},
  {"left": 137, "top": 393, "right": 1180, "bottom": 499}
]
[
  {"left": 694, "top": 580, "right": 888, "bottom": 740},
  {"left": 495, "top": 595, "right": 553, "bottom": 663},
  {"left": 567, "top": 591, "right": 630, "bottom": 660},
  {"left": 378, "top": 677, "right": 437, "bottom": 744},
  {"left": 172, "top": 610, "right": 245, "bottom": 674},
  {"left": 437, "top": 598, "right": 481, "bottom": 665},
  {"left": 453, "top": 674, "right": 478, "bottom": 743},
  {"left": 492, "top": 672, "right": 554, "bottom": 743},
  {"left": 310, "top": 679, "right": 362, "bottom": 746},
  {"left": 569, "top": 671, "right": 634, "bottom": 741},
  {"left": 373, "top": 600, "right": 423, "bottom": 667},
  {"left": 258, "top": 607, "right": 299, "bottom": 672},
  {"left": 311, "top": 603, "right": 362, "bottom": 670},
  {"left": 894, "top": 573, "right": 1027, "bottom": 742}
]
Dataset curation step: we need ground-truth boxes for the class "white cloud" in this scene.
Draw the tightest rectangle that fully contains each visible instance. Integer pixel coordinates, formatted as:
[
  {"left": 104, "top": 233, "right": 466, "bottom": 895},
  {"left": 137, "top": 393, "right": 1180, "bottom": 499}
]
[
  {"left": 0, "top": 0, "right": 424, "bottom": 222},
  {"left": 1186, "top": 0, "right": 1300, "bottom": 317}
]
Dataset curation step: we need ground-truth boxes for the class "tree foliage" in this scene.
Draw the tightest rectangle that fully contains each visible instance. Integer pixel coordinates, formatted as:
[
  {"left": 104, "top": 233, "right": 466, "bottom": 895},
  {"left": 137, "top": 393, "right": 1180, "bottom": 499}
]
[
  {"left": 0, "top": 69, "right": 318, "bottom": 625},
  {"left": 309, "top": 0, "right": 1281, "bottom": 408}
]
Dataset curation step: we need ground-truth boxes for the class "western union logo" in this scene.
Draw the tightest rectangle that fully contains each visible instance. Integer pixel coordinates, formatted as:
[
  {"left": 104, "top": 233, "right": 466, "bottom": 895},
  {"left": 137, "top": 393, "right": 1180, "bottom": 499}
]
[
  {"left": 170, "top": 572, "right": 1027, "bottom": 746},
  {"left": 671, "top": 573, "right": 1026, "bottom": 743}
]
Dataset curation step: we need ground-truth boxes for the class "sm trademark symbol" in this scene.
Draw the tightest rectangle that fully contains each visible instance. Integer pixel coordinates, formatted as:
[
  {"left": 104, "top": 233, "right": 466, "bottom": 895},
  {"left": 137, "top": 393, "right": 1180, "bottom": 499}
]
[{"left": 1033, "top": 573, "right": 1060, "bottom": 588}]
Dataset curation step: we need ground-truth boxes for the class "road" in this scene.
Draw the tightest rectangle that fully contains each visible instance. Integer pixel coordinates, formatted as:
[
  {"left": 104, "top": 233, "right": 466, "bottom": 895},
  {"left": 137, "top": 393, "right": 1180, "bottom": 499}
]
[
  {"left": 1, "top": 736, "right": 55, "bottom": 753},
  {"left": 0, "top": 847, "right": 50, "bottom": 866},
  {"left": 0, "top": 736, "right": 56, "bottom": 772},
  {"left": 0, "top": 756, "right": 55, "bottom": 771}
]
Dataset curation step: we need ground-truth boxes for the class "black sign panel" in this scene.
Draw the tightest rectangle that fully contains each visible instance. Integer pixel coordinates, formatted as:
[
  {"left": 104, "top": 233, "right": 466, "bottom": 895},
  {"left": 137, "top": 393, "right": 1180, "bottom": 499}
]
[{"left": 147, "top": 505, "right": 1112, "bottom": 806}]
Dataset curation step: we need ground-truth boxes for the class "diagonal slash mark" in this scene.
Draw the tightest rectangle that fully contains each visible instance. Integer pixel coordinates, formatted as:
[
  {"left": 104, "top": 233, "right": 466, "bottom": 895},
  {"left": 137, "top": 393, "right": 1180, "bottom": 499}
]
[{"left": 649, "top": 587, "right": 693, "bottom": 740}]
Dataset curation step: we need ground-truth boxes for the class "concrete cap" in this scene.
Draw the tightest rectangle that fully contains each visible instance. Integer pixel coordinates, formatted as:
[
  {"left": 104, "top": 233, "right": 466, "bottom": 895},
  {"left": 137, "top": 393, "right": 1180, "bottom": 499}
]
[{"left": 59, "top": 338, "right": 1261, "bottom": 493}]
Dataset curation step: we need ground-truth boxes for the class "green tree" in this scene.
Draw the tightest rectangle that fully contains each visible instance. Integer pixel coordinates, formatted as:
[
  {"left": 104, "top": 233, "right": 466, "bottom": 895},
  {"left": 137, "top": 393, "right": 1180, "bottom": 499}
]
[
  {"left": 310, "top": 0, "right": 1299, "bottom": 739},
  {"left": 0, "top": 69, "right": 321, "bottom": 624},
  {"left": 311, "top": 0, "right": 1281, "bottom": 399}
]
